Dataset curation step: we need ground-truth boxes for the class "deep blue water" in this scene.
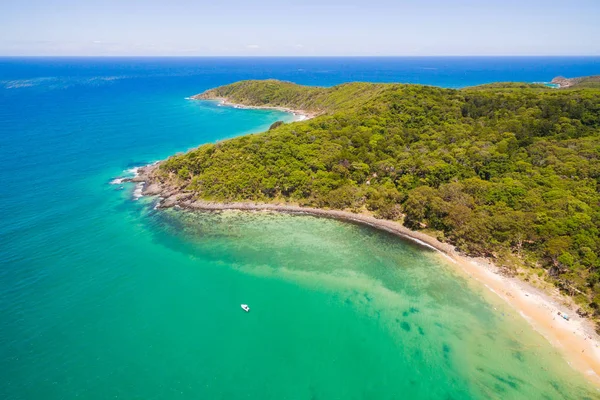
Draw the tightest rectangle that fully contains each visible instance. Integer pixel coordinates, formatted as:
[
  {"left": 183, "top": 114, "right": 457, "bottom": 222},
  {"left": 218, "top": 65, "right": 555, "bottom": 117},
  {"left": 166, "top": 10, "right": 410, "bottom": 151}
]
[
  {"left": 2, "top": 56, "right": 600, "bottom": 90},
  {"left": 1, "top": 57, "right": 600, "bottom": 399}
]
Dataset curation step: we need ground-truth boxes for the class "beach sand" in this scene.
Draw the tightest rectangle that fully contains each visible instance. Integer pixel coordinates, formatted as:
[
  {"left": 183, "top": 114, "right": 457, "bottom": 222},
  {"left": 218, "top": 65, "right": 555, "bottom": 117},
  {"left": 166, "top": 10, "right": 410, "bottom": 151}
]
[{"left": 190, "top": 96, "right": 319, "bottom": 121}]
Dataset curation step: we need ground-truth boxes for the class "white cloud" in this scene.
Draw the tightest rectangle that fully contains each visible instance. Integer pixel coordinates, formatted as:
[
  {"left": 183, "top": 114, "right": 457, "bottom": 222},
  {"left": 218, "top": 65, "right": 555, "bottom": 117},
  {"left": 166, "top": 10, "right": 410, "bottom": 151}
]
[{"left": 246, "top": 44, "right": 260, "bottom": 49}]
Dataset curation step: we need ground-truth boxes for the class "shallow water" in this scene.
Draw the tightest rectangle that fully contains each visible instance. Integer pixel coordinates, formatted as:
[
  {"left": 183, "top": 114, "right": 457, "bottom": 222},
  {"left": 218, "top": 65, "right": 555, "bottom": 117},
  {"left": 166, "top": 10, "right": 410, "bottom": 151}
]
[
  {"left": 136, "top": 209, "right": 596, "bottom": 399},
  {"left": 2, "top": 57, "right": 600, "bottom": 399}
]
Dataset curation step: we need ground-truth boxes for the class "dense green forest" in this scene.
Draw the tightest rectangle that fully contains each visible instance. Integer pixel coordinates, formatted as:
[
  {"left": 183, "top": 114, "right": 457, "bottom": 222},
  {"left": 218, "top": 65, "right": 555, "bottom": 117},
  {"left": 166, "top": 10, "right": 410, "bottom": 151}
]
[
  {"left": 571, "top": 76, "right": 600, "bottom": 89},
  {"left": 161, "top": 79, "right": 600, "bottom": 318}
]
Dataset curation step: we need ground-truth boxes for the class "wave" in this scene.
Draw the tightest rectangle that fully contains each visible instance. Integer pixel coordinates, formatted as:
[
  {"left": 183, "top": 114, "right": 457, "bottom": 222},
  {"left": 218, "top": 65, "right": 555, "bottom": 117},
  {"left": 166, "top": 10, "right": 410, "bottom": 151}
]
[
  {"left": 133, "top": 183, "right": 144, "bottom": 200},
  {"left": 0, "top": 75, "right": 128, "bottom": 91},
  {"left": 110, "top": 165, "right": 142, "bottom": 185},
  {"left": 1, "top": 68, "right": 235, "bottom": 91},
  {"left": 125, "top": 166, "right": 142, "bottom": 176},
  {"left": 110, "top": 162, "right": 158, "bottom": 200},
  {"left": 128, "top": 166, "right": 145, "bottom": 200},
  {"left": 109, "top": 166, "right": 143, "bottom": 200},
  {"left": 110, "top": 178, "right": 126, "bottom": 185},
  {"left": 1, "top": 77, "right": 57, "bottom": 89}
]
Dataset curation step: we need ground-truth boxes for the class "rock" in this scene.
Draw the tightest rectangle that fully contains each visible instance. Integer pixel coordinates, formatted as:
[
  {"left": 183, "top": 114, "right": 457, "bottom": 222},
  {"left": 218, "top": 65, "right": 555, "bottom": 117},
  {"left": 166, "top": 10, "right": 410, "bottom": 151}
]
[
  {"left": 130, "top": 175, "right": 147, "bottom": 182},
  {"left": 177, "top": 193, "right": 194, "bottom": 201},
  {"left": 551, "top": 75, "right": 600, "bottom": 89},
  {"left": 550, "top": 76, "right": 592, "bottom": 88},
  {"left": 159, "top": 195, "right": 179, "bottom": 208},
  {"left": 551, "top": 76, "right": 572, "bottom": 88},
  {"left": 142, "top": 183, "right": 162, "bottom": 196}
]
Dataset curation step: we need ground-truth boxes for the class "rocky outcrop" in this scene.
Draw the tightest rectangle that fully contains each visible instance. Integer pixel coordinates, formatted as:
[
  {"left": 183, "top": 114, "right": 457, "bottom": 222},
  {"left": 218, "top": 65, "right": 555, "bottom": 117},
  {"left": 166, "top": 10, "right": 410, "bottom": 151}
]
[
  {"left": 551, "top": 76, "right": 573, "bottom": 88},
  {"left": 551, "top": 75, "right": 600, "bottom": 89}
]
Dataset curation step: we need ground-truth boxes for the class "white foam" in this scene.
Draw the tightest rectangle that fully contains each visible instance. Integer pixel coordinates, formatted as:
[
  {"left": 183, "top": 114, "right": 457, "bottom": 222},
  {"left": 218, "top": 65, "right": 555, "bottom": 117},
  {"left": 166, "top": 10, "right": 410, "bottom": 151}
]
[
  {"left": 1, "top": 77, "right": 56, "bottom": 89},
  {"left": 294, "top": 114, "right": 308, "bottom": 122},
  {"left": 484, "top": 284, "right": 498, "bottom": 295},
  {"left": 1, "top": 75, "right": 127, "bottom": 90},
  {"left": 403, "top": 236, "right": 439, "bottom": 252},
  {"left": 133, "top": 183, "right": 144, "bottom": 200},
  {"left": 125, "top": 166, "right": 141, "bottom": 176},
  {"left": 110, "top": 165, "right": 141, "bottom": 186},
  {"left": 112, "top": 162, "right": 159, "bottom": 199}
]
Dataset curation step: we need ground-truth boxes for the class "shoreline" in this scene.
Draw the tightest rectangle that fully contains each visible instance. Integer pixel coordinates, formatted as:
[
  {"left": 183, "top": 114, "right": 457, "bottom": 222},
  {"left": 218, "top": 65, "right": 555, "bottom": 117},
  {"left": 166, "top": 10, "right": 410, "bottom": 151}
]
[
  {"left": 132, "top": 164, "right": 600, "bottom": 387},
  {"left": 189, "top": 95, "right": 319, "bottom": 121}
]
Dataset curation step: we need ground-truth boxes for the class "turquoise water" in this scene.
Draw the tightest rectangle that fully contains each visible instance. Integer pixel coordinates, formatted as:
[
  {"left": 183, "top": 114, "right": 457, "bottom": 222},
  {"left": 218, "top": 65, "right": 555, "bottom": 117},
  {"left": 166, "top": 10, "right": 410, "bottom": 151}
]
[{"left": 2, "top": 58, "right": 600, "bottom": 399}]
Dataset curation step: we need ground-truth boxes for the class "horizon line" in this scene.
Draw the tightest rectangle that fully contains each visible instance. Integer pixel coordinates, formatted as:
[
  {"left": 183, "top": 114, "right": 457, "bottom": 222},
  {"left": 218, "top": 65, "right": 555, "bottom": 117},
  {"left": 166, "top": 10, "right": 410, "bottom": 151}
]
[{"left": 1, "top": 55, "right": 600, "bottom": 58}]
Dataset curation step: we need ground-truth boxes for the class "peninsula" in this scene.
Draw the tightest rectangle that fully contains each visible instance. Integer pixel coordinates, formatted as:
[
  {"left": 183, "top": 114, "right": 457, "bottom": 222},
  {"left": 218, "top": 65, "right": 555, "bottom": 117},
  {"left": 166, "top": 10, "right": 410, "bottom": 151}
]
[{"left": 138, "top": 78, "right": 600, "bottom": 382}]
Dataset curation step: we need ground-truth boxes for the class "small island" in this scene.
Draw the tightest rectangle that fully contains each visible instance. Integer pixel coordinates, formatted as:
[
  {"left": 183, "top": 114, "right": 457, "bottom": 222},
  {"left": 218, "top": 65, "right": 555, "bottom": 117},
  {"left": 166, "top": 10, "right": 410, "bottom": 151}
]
[{"left": 136, "top": 78, "right": 600, "bottom": 380}]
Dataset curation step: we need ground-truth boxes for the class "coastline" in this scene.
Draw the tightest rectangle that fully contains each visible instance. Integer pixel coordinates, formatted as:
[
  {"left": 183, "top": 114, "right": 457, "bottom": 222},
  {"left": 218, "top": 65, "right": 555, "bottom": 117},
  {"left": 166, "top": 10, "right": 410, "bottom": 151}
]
[
  {"left": 133, "top": 164, "right": 600, "bottom": 387},
  {"left": 189, "top": 95, "right": 319, "bottom": 121}
]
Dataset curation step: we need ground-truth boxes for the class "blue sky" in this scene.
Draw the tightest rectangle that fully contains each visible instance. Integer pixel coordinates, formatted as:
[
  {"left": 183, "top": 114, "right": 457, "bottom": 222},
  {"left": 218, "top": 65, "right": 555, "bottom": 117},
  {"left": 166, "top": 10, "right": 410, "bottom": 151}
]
[{"left": 1, "top": 0, "right": 599, "bottom": 56}]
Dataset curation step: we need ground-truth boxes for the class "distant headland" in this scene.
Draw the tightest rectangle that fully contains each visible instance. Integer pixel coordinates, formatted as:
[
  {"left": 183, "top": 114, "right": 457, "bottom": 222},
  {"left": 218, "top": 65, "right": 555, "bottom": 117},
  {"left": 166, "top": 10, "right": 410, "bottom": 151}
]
[{"left": 551, "top": 75, "right": 600, "bottom": 89}]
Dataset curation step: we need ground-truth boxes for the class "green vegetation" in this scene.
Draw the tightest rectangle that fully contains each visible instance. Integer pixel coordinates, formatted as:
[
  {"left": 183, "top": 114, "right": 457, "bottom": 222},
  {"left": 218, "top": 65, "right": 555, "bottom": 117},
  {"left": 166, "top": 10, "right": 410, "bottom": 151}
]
[
  {"left": 566, "top": 76, "right": 600, "bottom": 89},
  {"left": 552, "top": 75, "right": 600, "bottom": 90},
  {"left": 269, "top": 121, "right": 284, "bottom": 130},
  {"left": 464, "top": 82, "right": 550, "bottom": 91},
  {"left": 163, "top": 79, "right": 600, "bottom": 318},
  {"left": 193, "top": 79, "right": 391, "bottom": 114}
]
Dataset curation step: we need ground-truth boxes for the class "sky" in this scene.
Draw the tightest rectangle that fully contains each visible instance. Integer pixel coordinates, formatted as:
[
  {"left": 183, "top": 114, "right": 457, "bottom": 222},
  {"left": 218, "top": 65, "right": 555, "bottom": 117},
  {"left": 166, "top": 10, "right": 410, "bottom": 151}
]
[{"left": 1, "top": 0, "right": 599, "bottom": 56}]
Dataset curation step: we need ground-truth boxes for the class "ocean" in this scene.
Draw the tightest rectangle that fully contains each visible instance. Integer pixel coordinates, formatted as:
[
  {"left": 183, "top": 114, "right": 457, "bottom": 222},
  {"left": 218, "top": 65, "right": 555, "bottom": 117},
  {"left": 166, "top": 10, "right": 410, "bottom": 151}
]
[{"left": 1, "top": 57, "right": 600, "bottom": 399}]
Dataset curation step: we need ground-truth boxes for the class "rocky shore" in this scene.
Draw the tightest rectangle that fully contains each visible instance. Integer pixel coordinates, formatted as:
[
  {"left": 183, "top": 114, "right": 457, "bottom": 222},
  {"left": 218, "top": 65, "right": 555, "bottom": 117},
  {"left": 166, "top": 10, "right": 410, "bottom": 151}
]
[
  {"left": 551, "top": 76, "right": 578, "bottom": 88},
  {"left": 551, "top": 75, "right": 600, "bottom": 89}
]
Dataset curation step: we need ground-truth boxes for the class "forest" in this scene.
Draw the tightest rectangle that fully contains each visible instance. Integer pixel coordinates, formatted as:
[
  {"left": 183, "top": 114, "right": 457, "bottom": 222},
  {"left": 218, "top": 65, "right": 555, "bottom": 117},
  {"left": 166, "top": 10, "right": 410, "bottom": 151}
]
[{"left": 160, "top": 79, "right": 600, "bottom": 318}]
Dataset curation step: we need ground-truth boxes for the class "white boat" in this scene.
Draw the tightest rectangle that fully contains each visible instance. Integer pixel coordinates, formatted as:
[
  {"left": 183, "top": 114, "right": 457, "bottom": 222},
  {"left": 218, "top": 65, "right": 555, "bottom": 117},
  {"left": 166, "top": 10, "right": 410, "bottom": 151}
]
[{"left": 241, "top": 304, "right": 250, "bottom": 312}]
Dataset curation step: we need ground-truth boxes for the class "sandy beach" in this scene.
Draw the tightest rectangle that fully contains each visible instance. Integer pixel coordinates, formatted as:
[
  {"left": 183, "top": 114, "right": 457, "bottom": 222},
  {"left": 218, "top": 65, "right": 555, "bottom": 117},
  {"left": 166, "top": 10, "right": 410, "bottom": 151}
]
[
  {"left": 134, "top": 163, "right": 600, "bottom": 387},
  {"left": 189, "top": 96, "right": 319, "bottom": 121}
]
